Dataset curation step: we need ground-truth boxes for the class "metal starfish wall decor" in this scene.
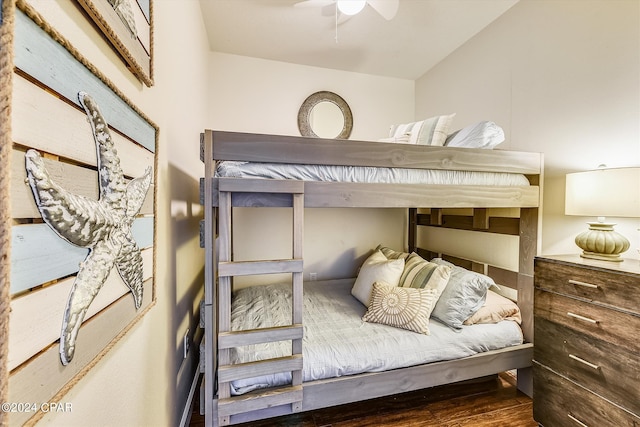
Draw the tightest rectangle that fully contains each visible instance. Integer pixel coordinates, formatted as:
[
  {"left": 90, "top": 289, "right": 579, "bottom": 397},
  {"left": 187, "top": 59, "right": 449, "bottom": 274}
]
[{"left": 25, "top": 92, "right": 152, "bottom": 365}]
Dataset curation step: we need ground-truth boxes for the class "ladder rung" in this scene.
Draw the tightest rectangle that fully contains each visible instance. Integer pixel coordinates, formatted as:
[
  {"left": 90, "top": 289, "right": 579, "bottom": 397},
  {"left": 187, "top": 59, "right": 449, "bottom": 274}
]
[
  {"left": 219, "top": 325, "right": 303, "bottom": 349},
  {"left": 219, "top": 259, "right": 303, "bottom": 277},
  {"left": 217, "top": 385, "right": 303, "bottom": 417},
  {"left": 218, "top": 355, "right": 303, "bottom": 383},
  {"left": 219, "top": 178, "right": 304, "bottom": 194}
]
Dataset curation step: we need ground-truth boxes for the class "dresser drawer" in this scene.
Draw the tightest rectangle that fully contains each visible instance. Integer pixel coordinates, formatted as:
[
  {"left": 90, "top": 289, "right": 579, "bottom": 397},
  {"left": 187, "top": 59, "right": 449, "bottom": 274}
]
[
  {"left": 534, "top": 316, "right": 639, "bottom": 415},
  {"left": 533, "top": 362, "right": 640, "bottom": 427},
  {"left": 535, "top": 289, "right": 640, "bottom": 353},
  {"left": 535, "top": 258, "right": 640, "bottom": 315}
]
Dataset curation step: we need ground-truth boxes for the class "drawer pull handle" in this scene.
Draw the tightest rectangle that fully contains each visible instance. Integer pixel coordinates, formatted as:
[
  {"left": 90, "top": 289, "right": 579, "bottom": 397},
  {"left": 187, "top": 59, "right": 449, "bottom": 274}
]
[
  {"left": 569, "top": 354, "right": 600, "bottom": 370},
  {"left": 567, "top": 312, "right": 599, "bottom": 324},
  {"left": 568, "top": 279, "right": 599, "bottom": 289},
  {"left": 568, "top": 413, "right": 589, "bottom": 427}
]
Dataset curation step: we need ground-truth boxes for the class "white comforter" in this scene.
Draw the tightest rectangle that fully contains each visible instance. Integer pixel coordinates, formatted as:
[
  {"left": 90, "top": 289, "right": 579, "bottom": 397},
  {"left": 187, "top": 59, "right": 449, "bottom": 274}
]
[
  {"left": 228, "top": 279, "right": 523, "bottom": 395},
  {"left": 216, "top": 161, "right": 530, "bottom": 186}
]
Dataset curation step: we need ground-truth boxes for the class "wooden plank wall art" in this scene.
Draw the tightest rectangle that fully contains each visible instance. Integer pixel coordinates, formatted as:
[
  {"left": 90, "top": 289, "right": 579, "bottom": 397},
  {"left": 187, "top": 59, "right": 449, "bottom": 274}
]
[
  {"left": 7, "top": 1, "right": 157, "bottom": 425},
  {"left": 1, "top": 0, "right": 16, "bottom": 425},
  {"left": 77, "top": 0, "right": 153, "bottom": 86}
]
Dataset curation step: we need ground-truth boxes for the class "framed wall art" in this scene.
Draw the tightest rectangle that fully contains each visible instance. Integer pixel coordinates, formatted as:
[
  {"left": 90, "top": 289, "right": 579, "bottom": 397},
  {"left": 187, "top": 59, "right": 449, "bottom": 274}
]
[
  {"left": 8, "top": 2, "right": 157, "bottom": 424},
  {"left": 76, "top": 0, "right": 153, "bottom": 86}
]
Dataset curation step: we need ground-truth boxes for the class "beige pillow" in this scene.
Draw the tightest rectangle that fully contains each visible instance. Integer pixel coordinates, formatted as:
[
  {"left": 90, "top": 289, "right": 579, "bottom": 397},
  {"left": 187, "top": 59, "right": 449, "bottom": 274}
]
[
  {"left": 464, "top": 290, "right": 522, "bottom": 325},
  {"left": 363, "top": 281, "right": 439, "bottom": 334},
  {"left": 375, "top": 244, "right": 409, "bottom": 260},
  {"left": 351, "top": 251, "right": 404, "bottom": 307}
]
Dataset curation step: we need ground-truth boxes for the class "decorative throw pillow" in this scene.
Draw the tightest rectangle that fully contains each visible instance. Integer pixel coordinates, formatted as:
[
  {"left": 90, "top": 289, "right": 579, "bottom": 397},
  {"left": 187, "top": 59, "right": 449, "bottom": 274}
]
[
  {"left": 351, "top": 250, "right": 404, "bottom": 307},
  {"left": 398, "top": 253, "right": 451, "bottom": 298},
  {"left": 464, "top": 290, "right": 522, "bottom": 325},
  {"left": 375, "top": 244, "right": 410, "bottom": 260},
  {"left": 444, "top": 121, "right": 505, "bottom": 149},
  {"left": 363, "top": 281, "right": 439, "bottom": 334},
  {"left": 376, "top": 135, "right": 411, "bottom": 144},
  {"left": 389, "top": 113, "right": 456, "bottom": 146},
  {"left": 430, "top": 258, "right": 495, "bottom": 329}
]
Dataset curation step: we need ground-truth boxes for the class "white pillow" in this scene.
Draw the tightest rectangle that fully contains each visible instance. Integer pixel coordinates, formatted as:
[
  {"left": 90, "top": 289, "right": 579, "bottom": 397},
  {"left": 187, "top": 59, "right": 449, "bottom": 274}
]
[
  {"left": 351, "top": 250, "right": 404, "bottom": 307},
  {"left": 444, "top": 121, "right": 504, "bottom": 149},
  {"left": 389, "top": 113, "right": 456, "bottom": 146}
]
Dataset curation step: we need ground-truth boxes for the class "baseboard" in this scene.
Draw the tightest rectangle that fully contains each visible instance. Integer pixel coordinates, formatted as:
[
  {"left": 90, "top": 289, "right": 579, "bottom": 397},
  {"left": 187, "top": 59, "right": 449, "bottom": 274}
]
[{"left": 179, "top": 364, "right": 202, "bottom": 427}]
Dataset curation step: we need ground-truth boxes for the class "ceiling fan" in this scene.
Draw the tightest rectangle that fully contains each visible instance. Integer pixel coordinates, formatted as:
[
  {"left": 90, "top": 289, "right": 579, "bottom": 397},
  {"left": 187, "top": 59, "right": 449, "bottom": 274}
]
[{"left": 294, "top": 0, "right": 399, "bottom": 22}]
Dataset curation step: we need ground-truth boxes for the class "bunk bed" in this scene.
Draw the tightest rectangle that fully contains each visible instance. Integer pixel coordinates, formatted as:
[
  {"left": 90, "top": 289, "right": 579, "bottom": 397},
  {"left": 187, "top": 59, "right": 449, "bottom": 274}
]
[{"left": 199, "top": 129, "right": 543, "bottom": 426}]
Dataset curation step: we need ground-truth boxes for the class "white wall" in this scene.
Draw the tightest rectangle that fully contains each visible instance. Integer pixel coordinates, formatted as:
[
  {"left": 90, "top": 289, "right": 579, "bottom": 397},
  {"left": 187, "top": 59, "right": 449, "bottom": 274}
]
[
  {"left": 31, "top": 1, "right": 210, "bottom": 425},
  {"left": 25, "top": 2, "right": 640, "bottom": 425},
  {"left": 208, "top": 53, "right": 416, "bottom": 285},
  {"left": 415, "top": 0, "right": 640, "bottom": 260},
  {"left": 209, "top": 52, "right": 414, "bottom": 140}
]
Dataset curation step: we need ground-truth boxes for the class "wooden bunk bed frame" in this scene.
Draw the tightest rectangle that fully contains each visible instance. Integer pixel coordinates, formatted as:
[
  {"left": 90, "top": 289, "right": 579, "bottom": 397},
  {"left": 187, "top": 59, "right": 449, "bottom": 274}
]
[{"left": 199, "top": 129, "right": 543, "bottom": 427}]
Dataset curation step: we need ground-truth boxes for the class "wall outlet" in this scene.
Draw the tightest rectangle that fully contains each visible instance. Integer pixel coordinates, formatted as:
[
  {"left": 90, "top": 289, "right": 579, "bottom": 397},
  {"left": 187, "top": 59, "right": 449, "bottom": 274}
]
[
  {"left": 183, "top": 329, "right": 190, "bottom": 359},
  {"left": 309, "top": 272, "right": 317, "bottom": 281}
]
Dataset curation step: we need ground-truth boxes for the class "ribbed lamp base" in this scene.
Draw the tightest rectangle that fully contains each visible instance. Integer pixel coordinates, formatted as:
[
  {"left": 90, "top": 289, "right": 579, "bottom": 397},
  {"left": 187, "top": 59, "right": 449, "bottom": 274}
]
[{"left": 575, "top": 222, "right": 630, "bottom": 262}]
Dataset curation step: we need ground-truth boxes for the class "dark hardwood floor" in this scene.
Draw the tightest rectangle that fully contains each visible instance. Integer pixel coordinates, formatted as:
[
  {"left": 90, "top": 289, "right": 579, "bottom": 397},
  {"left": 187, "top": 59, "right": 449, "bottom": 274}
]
[{"left": 189, "top": 373, "right": 537, "bottom": 426}]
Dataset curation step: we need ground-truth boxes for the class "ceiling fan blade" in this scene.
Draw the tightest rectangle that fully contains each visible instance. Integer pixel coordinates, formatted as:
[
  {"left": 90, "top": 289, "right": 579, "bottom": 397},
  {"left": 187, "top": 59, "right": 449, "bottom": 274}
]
[
  {"left": 337, "top": 12, "right": 353, "bottom": 24},
  {"left": 367, "top": 0, "right": 399, "bottom": 20},
  {"left": 294, "top": 0, "right": 334, "bottom": 8}
]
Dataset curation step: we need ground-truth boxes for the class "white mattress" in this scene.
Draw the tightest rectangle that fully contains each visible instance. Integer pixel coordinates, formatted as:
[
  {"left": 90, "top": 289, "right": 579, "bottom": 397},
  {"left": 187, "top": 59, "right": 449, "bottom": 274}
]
[
  {"left": 228, "top": 279, "right": 524, "bottom": 395},
  {"left": 216, "top": 161, "right": 530, "bottom": 186}
]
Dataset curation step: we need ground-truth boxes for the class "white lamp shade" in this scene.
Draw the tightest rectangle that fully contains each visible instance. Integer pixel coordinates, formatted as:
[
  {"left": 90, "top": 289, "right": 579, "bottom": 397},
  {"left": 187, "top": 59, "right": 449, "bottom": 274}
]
[{"left": 565, "top": 167, "right": 640, "bottom": 218}]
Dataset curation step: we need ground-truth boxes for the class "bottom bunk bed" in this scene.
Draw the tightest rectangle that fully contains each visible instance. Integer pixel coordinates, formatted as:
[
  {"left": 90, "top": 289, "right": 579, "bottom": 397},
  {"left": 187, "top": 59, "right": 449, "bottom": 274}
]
[
  {"left": 201, "top": 238, "right": 536, "bottom": 426},
  {"left": 218, "top": 276, "right": 532, "bottom": 424}
]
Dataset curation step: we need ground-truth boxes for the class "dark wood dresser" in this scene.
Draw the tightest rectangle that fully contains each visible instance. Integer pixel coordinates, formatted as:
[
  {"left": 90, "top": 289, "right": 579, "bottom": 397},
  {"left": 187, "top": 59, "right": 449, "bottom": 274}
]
[{"left": 533, "top": 254, "right": 640, "bottom": 427}]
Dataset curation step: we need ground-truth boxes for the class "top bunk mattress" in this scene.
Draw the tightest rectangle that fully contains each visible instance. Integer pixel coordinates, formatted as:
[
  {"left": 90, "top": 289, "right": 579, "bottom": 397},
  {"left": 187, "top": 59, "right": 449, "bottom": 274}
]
[
  {"left": 216, "top": 161, "right": 531, "bottom": 186},
  {"left": 228, "top": 279, "right": 524, "bottom": 395}
]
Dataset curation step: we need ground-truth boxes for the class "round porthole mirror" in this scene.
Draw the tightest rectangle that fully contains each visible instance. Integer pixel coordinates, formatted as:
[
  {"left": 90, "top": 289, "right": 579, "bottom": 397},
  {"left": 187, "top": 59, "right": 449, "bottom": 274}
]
[{"left": 298, "top": 91, "right": 353, "bottom": 139}]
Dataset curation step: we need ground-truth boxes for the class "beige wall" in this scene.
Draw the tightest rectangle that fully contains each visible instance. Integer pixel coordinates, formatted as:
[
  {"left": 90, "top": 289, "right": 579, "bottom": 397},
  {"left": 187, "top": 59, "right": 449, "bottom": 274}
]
[
  {"left": 415, "top": 0, "right": 640, "bottom": 260},
  {"left": 32, "top": 0, "right": 210, "bottom": 425},
  {"left": 208, "top": 53, "right": 416, "bottom": 286},
  {"left": 208, "top": 52, "right": 415, "bottom": 140},
  {"left": 24, "top": 1, "right": 640, "bottom": 426}
]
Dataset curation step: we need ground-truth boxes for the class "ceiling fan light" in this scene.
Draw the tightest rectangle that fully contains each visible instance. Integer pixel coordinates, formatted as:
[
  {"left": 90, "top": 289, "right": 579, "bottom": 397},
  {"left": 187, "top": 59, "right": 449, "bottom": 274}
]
[{"left": 337, "top": 0, "right": 366, "bottom": 16}]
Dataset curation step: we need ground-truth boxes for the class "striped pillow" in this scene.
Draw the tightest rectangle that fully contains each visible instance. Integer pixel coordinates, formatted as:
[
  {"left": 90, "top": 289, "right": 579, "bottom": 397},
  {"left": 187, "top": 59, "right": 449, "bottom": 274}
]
[
  {"left": 375, "top": 244, "right": 409, "bottom": 260},
  {"left": 398, "top": 253, "right": 451, "bottom": 297},
  {"left": 389, "top": 114, "right": 456, "bottom": 146},
  {"left": 363, "top": 281, "right": 439, "bottom": 334}
]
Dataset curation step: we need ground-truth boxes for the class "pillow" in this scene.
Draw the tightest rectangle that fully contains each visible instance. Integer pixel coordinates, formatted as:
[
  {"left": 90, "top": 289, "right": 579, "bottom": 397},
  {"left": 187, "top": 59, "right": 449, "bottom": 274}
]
[
  {"left": 429, "top": 258, "right": 495, "bottom": 329},
  {"left": 375, "top": 244, "right": 410, "bottom": 260},
  {"left": 389, "top": 113, "right": 456, "bottom": 146},
  {"left": 362, "top": 281, "right": 439, "bottom": 334},
  {"left": 464, "top": 290, "right": 522, "bottom": 325},
  {"left": 376, "top": 135, "right": 411, "bottom": 144},
  {"left": 398, "top": 253, "right": 451, "bottom": 298},
  {"left": 351, "top": 250, "right": 404, "bottom": 307},
  {"left": 444, "top": 121, "right": 505, "bottom": 149}
]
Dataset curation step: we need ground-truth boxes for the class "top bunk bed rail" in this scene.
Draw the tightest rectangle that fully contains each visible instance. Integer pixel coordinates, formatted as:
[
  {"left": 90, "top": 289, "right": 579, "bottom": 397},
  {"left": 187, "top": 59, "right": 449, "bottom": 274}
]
[
  {"left": 201, "top": 130, "right": 543, "bottom": 174},
  {"left": 200, "top": 130, "right": 543, "bottom": 209}
]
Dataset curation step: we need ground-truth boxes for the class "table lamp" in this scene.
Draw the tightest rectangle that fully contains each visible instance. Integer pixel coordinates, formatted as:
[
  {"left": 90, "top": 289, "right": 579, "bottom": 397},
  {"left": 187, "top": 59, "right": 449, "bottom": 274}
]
[{"left": 565, "top": 167, "right": 640, "bottom": 262}]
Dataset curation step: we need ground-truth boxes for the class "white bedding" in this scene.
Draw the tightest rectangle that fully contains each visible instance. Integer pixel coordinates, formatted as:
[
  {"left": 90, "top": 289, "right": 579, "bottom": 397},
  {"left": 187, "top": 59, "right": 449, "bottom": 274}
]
[
  {"left": 228, "top": 279, "right": 524, "bottom": 395},
  {"left": 216, "top": 161, "right": 530, "bottom": 186}
]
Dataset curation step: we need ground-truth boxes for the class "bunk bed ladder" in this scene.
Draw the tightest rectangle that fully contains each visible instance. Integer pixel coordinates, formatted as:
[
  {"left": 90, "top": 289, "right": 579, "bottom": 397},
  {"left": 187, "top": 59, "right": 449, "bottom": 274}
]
[{"left": 215, "top": 178, "right": 305, "bottom": 426}]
